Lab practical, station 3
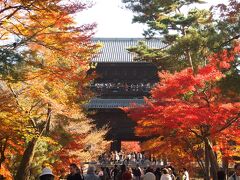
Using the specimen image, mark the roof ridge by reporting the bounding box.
[92,37,163,41]
[91,38,165,63]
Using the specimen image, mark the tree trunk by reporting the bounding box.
[0,154,5,169]
[15,138,38,180]
[222,156,228,179]
[186,50,194,71]
[182,28,194,71]
[194,152,206,178]
[15,105,51,180]
[0,138,8,168]
[205,142,211,180]
[205,138,219,180]
[184,139,206,178]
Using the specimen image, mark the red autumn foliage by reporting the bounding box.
[121,141,141,153]
[126,43,240,167]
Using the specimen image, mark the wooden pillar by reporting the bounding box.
[111,140,121,152]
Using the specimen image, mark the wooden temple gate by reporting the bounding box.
[86,38,164,151]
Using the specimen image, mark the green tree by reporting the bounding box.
[0,49,24,81]
[123,0,240,71]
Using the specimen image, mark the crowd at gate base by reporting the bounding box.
[37,162,240,180]
[37,150,240,180]
[38,163,190,180]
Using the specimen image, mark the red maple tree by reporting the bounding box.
[126,43,240,179]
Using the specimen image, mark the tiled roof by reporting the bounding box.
[85,98,145,109]
[91,38,165,63]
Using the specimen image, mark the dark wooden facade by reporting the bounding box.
[91,63,158,98]
[86,38,163,151]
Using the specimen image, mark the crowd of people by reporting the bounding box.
[38,150,240,180]
[98,151,162,166]
[39,163,189,180]
[39,162,240,180]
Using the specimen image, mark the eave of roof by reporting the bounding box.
[91,37,165,63]
[85,98,145,109]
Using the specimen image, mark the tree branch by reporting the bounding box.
[216,34,240,50]
[7,83,37,128]
[39,104,52,136]
[214,114,240,134]
[183,138,206,173]
[0,5,22,14]
[189,128,204,140]
[0,137,9,167]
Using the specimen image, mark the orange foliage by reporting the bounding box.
[0,0,107,178]
[0,164,12,180]
[0,85,25,173]
[53,120,109,172]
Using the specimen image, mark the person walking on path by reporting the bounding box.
[133,164,142,180]
[116,164,132,180]
[143,167,156,180]
[182,168,189,180]
[228,163,240,180]
[111,165,119,180]
[39,167,54,180]
[84,166,100,180]
[160,168,171,180]
[67,163,83,180]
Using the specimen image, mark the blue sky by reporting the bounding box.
[76,0,229,38]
